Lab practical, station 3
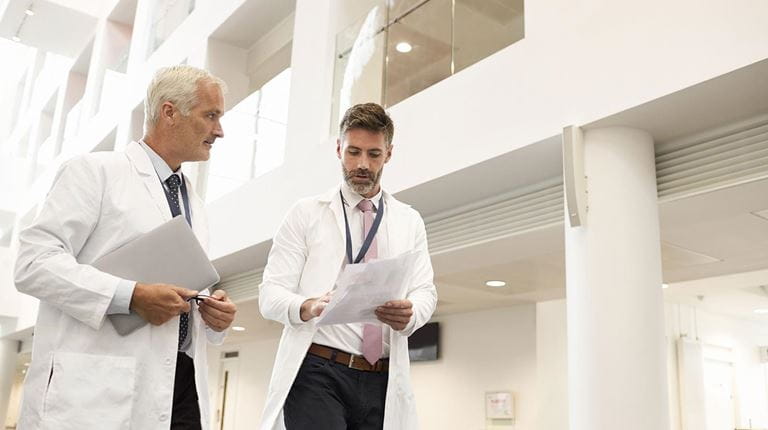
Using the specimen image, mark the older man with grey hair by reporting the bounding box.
[14,65,237,430]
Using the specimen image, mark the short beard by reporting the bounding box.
[342,165,383,196]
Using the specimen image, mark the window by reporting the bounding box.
[331,0,524,131]
[204,68,291,202]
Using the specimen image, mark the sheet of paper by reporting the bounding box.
[316,250,420,326]
[93,216,220,335]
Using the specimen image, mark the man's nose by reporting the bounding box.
[357,155,370,170]
[213,121,224,138]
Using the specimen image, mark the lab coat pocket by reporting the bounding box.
[41,352,136,430]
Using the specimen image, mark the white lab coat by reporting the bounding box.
[258,185,438,430]
[14,141,223,430]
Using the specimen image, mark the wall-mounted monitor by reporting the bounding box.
[408,322,439,362]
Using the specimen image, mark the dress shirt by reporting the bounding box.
[106,141,194,351]
[299,181,391,357]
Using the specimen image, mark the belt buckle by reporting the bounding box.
[348,354,356,368]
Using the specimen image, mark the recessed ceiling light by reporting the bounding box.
[12,36,21,42]
[232,326,246,331]
[485,280,506,288]
[24,362,30,366]
[754,309,768,315]
[25,9,34,16]
[396,42,412,53]
[662,283,669,289]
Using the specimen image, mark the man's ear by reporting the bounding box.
[336,139,342,159]
[161,102,176,125]
[385,145,393,163]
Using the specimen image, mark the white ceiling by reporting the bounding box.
[663,269,768,323]
[0,0,98,58]
[209,0,296,50]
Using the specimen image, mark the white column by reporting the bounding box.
[0,338,18,427]
[284,0,335,162]
[565,127,670,430]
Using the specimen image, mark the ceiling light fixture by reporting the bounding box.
[396,42,412,53]
[232,326,246,331]
[485,280,506,288]
[12,36,21,42]
[662,283,669,289]
[754,309,768,315]
[25,9,34,16]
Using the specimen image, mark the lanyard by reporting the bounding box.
[340,190,384,264]
[160,174,192,226]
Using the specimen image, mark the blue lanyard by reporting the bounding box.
[340,190,384,264]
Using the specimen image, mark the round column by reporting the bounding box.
[565,127,670,430]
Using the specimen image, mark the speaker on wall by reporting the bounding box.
[562,125,587,227]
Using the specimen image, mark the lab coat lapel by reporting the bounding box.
[125,141,172,222]
[322,185,346,245]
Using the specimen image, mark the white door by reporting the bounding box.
[703,358,736,430]
[216,357,240,430]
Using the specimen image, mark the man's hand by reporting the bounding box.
[198,290,237,332]
[375,300,413,331]
[300,291,333,322]
[130,283,196,325]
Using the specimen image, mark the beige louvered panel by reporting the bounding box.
[657,115,768,201]
[217,268,263,303]
[425,180,563,255]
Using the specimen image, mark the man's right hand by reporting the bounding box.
[299,291,333,322]
[130,283,197,325]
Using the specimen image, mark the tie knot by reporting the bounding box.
[357,199,374,213]
[165,174,181,190]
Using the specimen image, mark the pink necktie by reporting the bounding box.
[358,199,383,365]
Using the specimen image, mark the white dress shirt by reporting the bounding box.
[297,182,392,357]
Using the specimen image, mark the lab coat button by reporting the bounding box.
[159,414,168,421]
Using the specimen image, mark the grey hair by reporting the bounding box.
[144,65,227,131]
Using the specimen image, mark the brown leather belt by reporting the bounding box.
[308,343,389,373]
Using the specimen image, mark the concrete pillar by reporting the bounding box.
[284,0,335,163]
[0,338,19,427]
[565,127,670,430]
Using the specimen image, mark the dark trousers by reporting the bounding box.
[284,353,389,430]
[171,352,202,430]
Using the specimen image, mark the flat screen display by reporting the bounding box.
[408,322,439,361]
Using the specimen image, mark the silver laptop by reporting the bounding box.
[93,216,220,336]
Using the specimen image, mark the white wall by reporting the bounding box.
[207,304,539,430]
[206,330,282,430]
[666,304,768,430]
[207,0,768,261]
[535,300,568,430]
[536,299,768,430]
[412,305,537,430]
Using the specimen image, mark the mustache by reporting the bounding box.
[346,169,373,179]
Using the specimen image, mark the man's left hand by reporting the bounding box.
[199,289,237,332]
[375,300,413,331]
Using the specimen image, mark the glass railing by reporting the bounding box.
[331,0,524,132]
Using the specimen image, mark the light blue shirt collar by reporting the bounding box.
[139,140,180,182]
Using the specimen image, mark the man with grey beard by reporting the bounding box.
[258,103,437,429]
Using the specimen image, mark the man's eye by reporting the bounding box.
[369,152,381,158]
